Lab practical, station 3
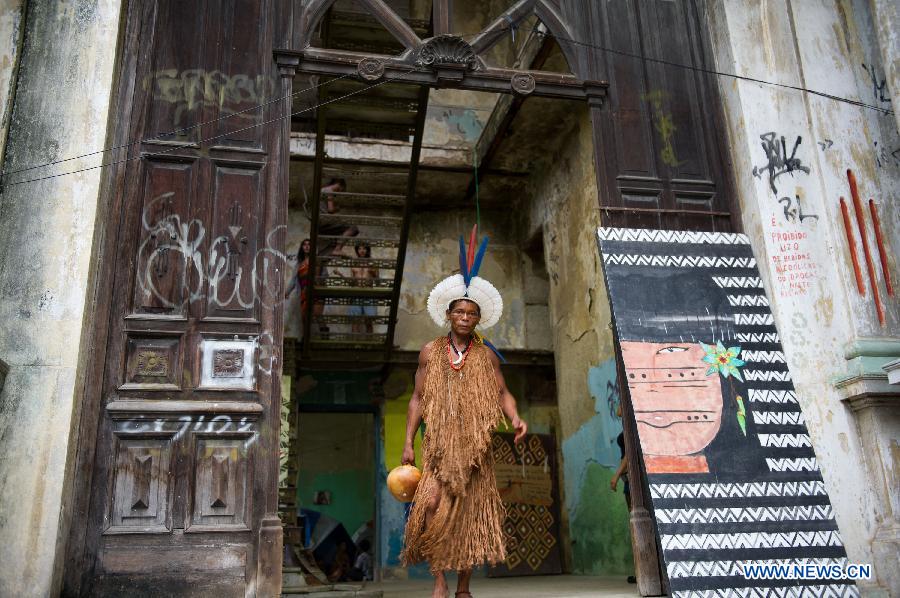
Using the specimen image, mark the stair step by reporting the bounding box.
[314,287,393,301]
[318,213,401,228]
[317,236,400,249]
[310,332,388,342]
[324,94,418,113]
[320,294,392,307]
[325,75,424,100]
[315,276,394,289]
[321,167,410,183]
[320,191,406,208]
[324,118,415,140]
[310,334,389,347]
[317,256,398,269]
[324,104,418,128]
[313,315,390,326]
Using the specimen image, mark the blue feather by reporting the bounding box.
[483,338,507,363]
[469,236,489,279]
[458,236,469,284]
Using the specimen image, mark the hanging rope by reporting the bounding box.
[473,148,481,230]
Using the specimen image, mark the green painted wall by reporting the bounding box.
[297,412,375,537]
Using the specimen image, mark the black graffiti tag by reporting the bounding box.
[779,195,819,224]
[862,63,891,104]
[752,132,811,194]
[873,141,900,168]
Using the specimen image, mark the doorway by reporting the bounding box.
[296,411,376,582]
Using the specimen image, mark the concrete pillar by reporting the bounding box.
[870,0,900,135]
[0,1,122,596]
[705,0,900,594]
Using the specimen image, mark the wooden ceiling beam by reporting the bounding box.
[463,37,556,202]
[275,48,604,101]
[433,0,452,36]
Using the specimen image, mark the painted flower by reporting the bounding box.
[700,341,746,382]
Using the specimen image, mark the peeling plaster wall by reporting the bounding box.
[526,103,633,576]
[0,0,24,167]
[395,208,537,351]
[423,88,496,165]
[419,0,532,167]
[707,1,900,593]
[0,1,122,596]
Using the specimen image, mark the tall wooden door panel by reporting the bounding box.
[67,1,286,595]
[593,0,735,232]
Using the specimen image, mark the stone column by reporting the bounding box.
[870,0,900,134]
[836,339,900,595]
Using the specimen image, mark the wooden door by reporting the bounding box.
[65,1,288,595]
[591,0,737,232]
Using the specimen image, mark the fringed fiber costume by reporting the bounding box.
[401,336,507,572]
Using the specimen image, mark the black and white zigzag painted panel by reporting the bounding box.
[766,458,819,472]
[753,411,805,425]
[713,276,765,288]
[650,481,828,499]
[747,389,798,403]
[736,332,781,344]
[667,557,849,578]
[597,228,752,244]
[597,227,855,597]
[661,531,844,550]
[742,351,787,363]
[734,314,776,326]
[672,586,858,598]
[727,295,771,307]
[604,254,758,268]
[744,370,793,382]
[656,505,834,524]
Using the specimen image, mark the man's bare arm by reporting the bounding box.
[401,342,431,466]
[488,350,528,443]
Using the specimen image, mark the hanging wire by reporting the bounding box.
[498,24,894,117]
[3,66,422,188]
[1,19,892,186]
[473,147,481,229]
[0,72,354,182]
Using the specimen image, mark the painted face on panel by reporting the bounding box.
[620,341,723,472]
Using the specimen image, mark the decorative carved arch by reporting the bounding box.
[467,0,580,78]
[283,0,605,100]
[296,0,423,53]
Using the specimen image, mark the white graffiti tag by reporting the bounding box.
[137,192,286,310]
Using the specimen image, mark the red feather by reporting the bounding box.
[466,224,478,272]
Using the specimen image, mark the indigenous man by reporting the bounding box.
[400,244,527,598]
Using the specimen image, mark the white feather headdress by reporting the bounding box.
[426,227,503,330]
[426,273,503,329]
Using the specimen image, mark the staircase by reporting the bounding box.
[280,3,431,592]
[300,79,429,363]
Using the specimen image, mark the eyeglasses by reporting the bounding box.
[450,309,480,318]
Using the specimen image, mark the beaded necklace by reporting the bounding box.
[447,333,473,371]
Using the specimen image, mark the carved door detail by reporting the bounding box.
[592,0,736,231]
[66,0,288,595]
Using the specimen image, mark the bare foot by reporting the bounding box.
[432,574,449,598]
